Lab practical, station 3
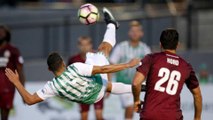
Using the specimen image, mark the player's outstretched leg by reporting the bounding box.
[106,82,132,94]
[106,82,146,94]
[98,7,119,57]
[102,7,119,29]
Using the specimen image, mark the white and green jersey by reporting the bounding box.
[37,52,109,104]
[110,41,151,84]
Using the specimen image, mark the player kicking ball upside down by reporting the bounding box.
[5,8,141,106]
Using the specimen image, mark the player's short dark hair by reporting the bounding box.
[129,20,143,31]
[47,52,63,72]
[160,28,179,50]
[0,25,11,42]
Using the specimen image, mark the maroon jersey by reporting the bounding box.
[137,51,199,120]
[68,54,85,65]
[0,44,23,93]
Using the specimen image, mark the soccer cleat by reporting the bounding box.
[141,84,146,92]
[102,7,119,29]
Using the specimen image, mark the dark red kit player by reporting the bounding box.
[0,25,25,120]
[132,29,202,120]
[68,36,104,120]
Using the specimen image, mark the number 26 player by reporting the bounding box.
[132,29,202,120]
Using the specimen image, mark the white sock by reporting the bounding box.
[111,82,132,94]
[103,23,116,47]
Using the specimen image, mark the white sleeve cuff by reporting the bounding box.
[36,81,56,100]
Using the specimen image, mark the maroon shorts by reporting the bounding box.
[79,98,104,112]
[0,91,15,109]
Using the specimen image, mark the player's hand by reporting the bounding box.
[105,92,110,98]
[5,68,20,84]
[128,58,141,68]
[134,100,143,113]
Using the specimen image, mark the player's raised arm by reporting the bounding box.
[5,68,43,105]
[92,58,140,75]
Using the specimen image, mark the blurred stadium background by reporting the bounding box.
[0,0,213,120]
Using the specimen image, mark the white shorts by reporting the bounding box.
[119,93,134,108]
[85,52,109,103]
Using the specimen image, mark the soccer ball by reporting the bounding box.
[78,3,99,25]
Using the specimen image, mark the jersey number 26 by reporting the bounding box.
[154,67,181,95]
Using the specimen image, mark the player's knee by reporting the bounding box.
[98,42,112,55]
[95,110,103,120]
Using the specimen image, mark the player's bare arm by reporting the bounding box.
[5,68,43,105]
[92,58,140,75]
[190,86,202,120]
[132,71,146,113]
